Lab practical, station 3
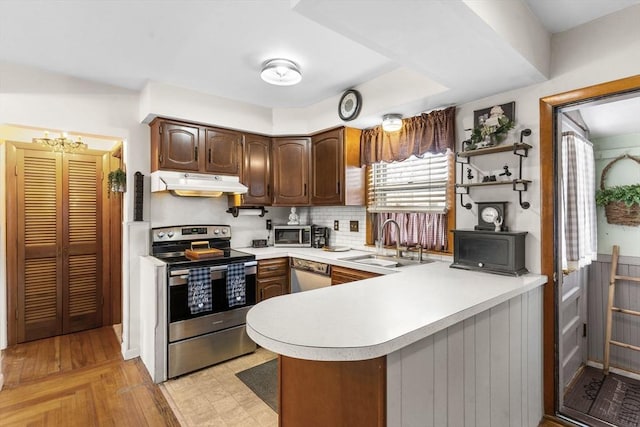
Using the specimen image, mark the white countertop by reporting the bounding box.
[246,259,546,361]
[237,245,450,275]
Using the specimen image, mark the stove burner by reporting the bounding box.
[151,225,255,268]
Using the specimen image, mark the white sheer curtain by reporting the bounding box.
[560,131,597,271]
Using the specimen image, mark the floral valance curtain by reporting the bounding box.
[360,106,455,166]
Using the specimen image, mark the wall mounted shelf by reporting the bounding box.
[455,141,532,210]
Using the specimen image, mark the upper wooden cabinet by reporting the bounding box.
[272,137,310,206]
[239,134,271,206]
[311,127,364,206]
[150,118,243,175]
[203,127,243,175]
[151,120,201,172]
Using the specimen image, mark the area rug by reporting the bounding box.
[236,359,278,412]
[564,365,640,427]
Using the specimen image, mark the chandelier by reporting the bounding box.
[33,131,87,152]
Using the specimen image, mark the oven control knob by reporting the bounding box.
[167,231,175,238]
[478,262,484,268]
[157,232,165,238]
[214,229,220,234]
[221,228,228,235]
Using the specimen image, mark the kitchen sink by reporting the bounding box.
[340,254,434,268]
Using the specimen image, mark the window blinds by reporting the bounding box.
[367,152,451,213]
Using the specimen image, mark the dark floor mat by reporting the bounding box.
[565,366,640,427]
[235,359,278,412]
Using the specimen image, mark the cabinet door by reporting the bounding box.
[204,127,243,175]
[62,153,103,334]
[242,134,271,205]
[159,122,201,171]
[331,266,380,285]
[272,137,310,206]
[16,149,63,341]
[311,128,344,205]
[258,276,288,302]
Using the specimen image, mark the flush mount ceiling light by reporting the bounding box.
[260,58,302,86]
[382,114,403,132]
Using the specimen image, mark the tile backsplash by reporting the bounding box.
[309,206,367,249]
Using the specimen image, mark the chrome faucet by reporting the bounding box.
[380,218,402,258]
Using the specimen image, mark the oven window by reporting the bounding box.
[169,271,256,323]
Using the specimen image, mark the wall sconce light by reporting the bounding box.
[260,58,302,86]
[382,114,403,132]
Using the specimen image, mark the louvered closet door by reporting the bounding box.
[62,153,103,333]
[16,150,64,342]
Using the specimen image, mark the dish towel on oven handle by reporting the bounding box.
[227,262,246,308]
[188,267,212,314]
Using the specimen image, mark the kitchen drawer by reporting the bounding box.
[331,266,380,285]
[258,257,289,279]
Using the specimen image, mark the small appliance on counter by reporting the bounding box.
[251,239,268,248]
[273,224,312,247]
[312,225,331,248]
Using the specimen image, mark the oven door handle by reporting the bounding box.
[170,260,257,278]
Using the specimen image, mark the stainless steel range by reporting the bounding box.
[149,225,257,380]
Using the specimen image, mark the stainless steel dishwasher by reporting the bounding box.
[290,258,331,293]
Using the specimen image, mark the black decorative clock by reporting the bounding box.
[475,201,508,231]
[338,89,362,121]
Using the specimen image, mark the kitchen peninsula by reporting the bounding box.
[247,259,546,427]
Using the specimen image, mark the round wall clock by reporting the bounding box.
[338,89,362,121]
[475,201,508,231]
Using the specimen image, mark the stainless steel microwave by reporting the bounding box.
[273,225,312,247]
[450,229,528,276]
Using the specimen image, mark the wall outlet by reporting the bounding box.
[350,220,359,232]
[334,220,339,231]
[266,219,272,230]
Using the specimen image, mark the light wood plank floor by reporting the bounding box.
[0,326,179,426]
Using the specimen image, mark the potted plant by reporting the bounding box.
[108,168,126,194]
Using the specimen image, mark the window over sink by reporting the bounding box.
[366,151,454,252]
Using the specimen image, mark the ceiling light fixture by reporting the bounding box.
[33,131,87,152]
[382,114,403,132]
[260,58,302,86]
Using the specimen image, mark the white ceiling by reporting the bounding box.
[1,0,639,135]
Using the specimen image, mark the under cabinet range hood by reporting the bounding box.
[151,170,247,197]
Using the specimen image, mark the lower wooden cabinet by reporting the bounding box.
[257,257,289,302]
[279,355,386,427]
[331,265,381,285]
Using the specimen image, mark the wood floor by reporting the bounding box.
[0,326,179,426]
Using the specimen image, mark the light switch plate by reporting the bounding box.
[350,221,359,232]
[334,220,339,231]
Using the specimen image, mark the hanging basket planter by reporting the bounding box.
[596,154,640,226]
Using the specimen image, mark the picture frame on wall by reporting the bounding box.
[474,101,515,127]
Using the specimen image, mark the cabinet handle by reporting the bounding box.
[195,145,198,161]
[304,183,307,196]
[159,153,163,164]
[337,181,340,194]
[260,288,264,300]
[208,148,212,163]
[267,184,270,197]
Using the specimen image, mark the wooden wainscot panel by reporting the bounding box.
[279,355,386,427]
